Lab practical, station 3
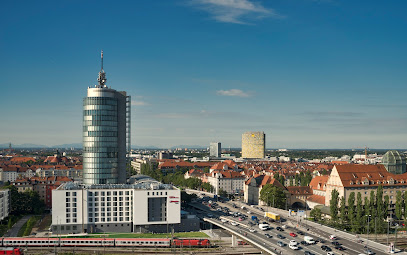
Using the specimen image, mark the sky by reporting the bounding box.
[1,0,406,149]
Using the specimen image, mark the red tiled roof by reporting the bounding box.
[309,176,329,191]
[287,186,313,195]
[307,194,325,204]
[10,157,36,163]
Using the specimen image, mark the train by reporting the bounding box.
[0,237,210,248]
[0,247,24,255]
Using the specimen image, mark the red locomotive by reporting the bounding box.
[0,247,24,255]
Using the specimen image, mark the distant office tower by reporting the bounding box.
[83,51,131,184]
[210,142,221,157]
[241,131,265,159]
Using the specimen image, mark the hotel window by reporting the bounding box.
[73,192,76,196]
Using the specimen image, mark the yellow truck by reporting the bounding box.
[264,212,280,221]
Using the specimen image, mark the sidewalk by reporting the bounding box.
[4,215,32,237]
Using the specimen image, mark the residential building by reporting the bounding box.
[306,175,328,209]
[210,142,221,158]
[244,174,286,205]
[51,176,181,234]
[241,131,265,159]
[83,51,131,185]
[206,170,245,195]
[325,164,407,217]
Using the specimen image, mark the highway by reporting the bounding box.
[186,189,400,255]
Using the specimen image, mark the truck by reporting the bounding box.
[304,236,315,244]
[264,212,280,221]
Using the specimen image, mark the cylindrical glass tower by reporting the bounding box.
[83,55,130,185]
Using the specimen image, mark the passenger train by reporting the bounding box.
[0,237,211,248]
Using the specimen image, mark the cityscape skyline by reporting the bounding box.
[1,1,406,149]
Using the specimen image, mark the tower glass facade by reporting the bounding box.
[83,54,130,184]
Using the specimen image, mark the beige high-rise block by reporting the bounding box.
[242,131,265,158]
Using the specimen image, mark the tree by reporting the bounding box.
[218,188,228,197]
[405,192,407,220]
[259,184,287,209]
[364,196,370,233]
[376,185,385,233]
[395,191,403,220]
[329,189,339,222]
[355,192,364,233]
[289,176,294,186]
[340,196,347,224]
[348,192,356,231]
[369,190,376,231]
[202,183,214,193]
[310,208,322,222]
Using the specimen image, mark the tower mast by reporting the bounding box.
[97,50,107,87]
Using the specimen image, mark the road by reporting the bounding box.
[4,215,32,237]
[186,190,400,255]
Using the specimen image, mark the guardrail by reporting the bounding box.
[204,217,279,255]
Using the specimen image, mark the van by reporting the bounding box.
[259,223,270,231]
[304,236,315,244]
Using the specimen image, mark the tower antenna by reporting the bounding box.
[97,50,107,87]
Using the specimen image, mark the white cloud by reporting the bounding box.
[216,89,252,97]
[131,100,148,106]
[189,0,276,24]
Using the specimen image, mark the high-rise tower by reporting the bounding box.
[241,131,265,159]
[83,51,131,184]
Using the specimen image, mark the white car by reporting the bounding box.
[247,211,252,214]
[327,252,335,255]
[221,218,228,223]
[249,228,256,233]
[289,240,298,246]
[289,244,299,250]
[231,221,238,226]
[282,225,289,229]
[329,235,337,240]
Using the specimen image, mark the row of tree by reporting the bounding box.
[6,185,45,215]
[259,184,287,209]
[320,185,407,234]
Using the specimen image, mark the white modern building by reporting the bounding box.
[51,176,181,234]
[0,190,9,221]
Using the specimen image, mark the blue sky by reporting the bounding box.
[1,0,406,149]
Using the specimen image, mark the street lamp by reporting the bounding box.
[366,215,371,252]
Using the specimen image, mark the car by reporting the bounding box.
[249,228,256,233]
[238,241,248,245]
[265,233,272,238]
[247,211,252,214]
[331,241,340,246]
[318,239,325,243]
[231,221,238,226]
[207,214,214,218]
[334,246,344,251]
[259,207,264,211]
[276,227,284,231]
[289,244,299,250]
[290,232,298,237]
[277,234,285,239]
[277,241,284,247]
[297,231,305,235]
[304,251,312,255]
[301,241,308,246]
[239,217,244,221]
[282,225,288,229]
[221,218,228,223]
[329,235,337,240]
[321,246,332,251]
[327,252,335,255]
[289,240,298,246]
[365,250,375,255]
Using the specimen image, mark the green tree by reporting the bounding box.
[218,188,228,197]
[364,196,370,233]
[340,196,347,224]
[202,183,214,193]
[310,208,322,222]
[347,192,356,231]
[376,185,385,233]
[289,176,293,186]
[355,192,364,233]
[395,191,403,220]
[404,192,407,220]
[330,189,340,222]
[259,184,287,209]
[369,190,376,231]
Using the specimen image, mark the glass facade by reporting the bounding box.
[83,96,119,184]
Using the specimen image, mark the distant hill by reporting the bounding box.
[0,143,48,148]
